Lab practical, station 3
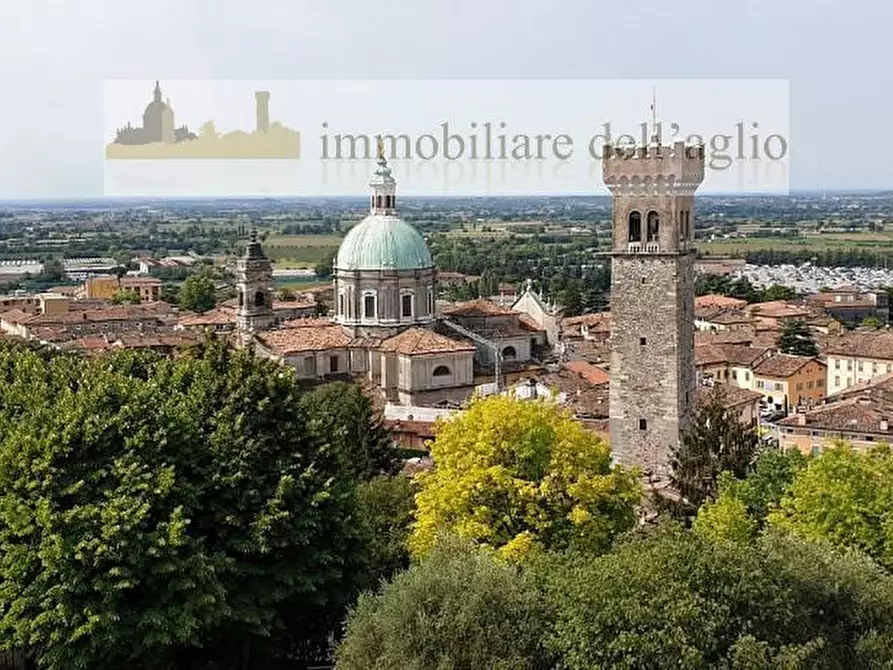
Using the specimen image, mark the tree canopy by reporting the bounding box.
[178,272,217,313]
[670,388,760,514]
[409,395,641,560]
[0,339,371,669]
[776,319,819,357]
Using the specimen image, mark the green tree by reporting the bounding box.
[279,287,297,302]
[314,250,336,279]
[178,273,217,313]
[353,475,417,586]
[769,444,893,569]
[0,339,366,669]
[335,539,554,670]
[40,257,64,282]
[300,381,400,480]
[862,315,883,329]
[409,395,641,560]
[545,526,893,669]
[110,287,141,304]
[776,320,819,356]
[670,388,760,514]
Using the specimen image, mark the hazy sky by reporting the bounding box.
[0,0,886,198]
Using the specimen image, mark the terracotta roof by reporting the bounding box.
[721,345,771,366]
[695,329,755,346]
[710,309,753,325]
[380,327,475,355]
[753,353,822,379]
[281,317,335,329]
[563,360,609,385]
[442,299,517,318]
[178,309,235,327]
[695,344,729,367]
[777,398,893,436]
[0,309,35,324]
[695,294,748,309]
[697,384,763,409]
[824,332,893,361]
[745,301,811,319]
[272,299,316,311]
[518,313,544,332]
[258,324,353,355]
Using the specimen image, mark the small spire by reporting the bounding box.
[153,80,162,102]
[649,85,660,146]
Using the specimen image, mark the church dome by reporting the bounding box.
[335,214,433,271]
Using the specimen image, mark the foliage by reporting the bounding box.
[769,444,893,569]
[409,395,641,559]
[335,538,554,670]
[278,287,296,301]
[110,287,141,304]
[0,339,366,669]
[299,381,400,480]
[313,250,336,279]
[670,388,760,514]
[692,487,758,544]
[352,476,417,587]
[178,272,217,313]
[545,525,893,669]
[776,320,819,357]
[694,275,797,303]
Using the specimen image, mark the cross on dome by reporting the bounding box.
[369,135,396,215]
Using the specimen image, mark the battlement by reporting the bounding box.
[603,140,705,191]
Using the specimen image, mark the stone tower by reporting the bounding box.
[236,228,274,340]
[602,134,705,478]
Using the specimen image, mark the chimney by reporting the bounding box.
[255,91,270,133]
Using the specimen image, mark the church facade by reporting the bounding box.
[245,150,545,407]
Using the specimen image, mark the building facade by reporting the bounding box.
[603,136,705,477]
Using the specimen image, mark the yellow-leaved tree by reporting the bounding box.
[409,395,641,560]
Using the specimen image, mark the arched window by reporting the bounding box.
[646,211,660,242]
[628,211,642,242]
[401,292,414,318]
[684,210,690,238]
[254,290,265,307]
[433,365,451,377]
[502,345,517,361]
[338,293,345,316]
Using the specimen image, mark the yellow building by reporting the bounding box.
[753,354,826,412]
[84,275,120,300]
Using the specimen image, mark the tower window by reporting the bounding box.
[628,211,642,242]
[646,211,660,242]
[364,294,376,319]
[338,293,345,316]
[640,337,646,346]
[254,290,265,307]
[639,419,647,430]
[502,345,517,361]
[401,293,413,318]
[433,365,451,377]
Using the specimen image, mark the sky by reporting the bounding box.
[0,0,887,198]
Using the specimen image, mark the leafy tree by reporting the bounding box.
[670,388,760,514]
[545,525,893,669]
[178,272,217,313]
[300,381,400,480]
[335,539,554,670]
[862,315,883,329]
[279,287,297,301]
[0,339,366,669]
[314,250,336,279]
[353,475,417,586]
[160,282,179,305]
[776,320,819,356]
[769,443,893,569]
[692,487,758,544]
[409,395,641,560]
[110,287,141,304]
[40,257,64,282]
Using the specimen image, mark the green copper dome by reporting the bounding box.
[335,214,433,271]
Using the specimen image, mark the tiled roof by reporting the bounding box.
[697,384,763,409]
[709,309,753,325]
[695,294,748,309]
[518,313,544,332]
[563,360,609,385]
[380,327,475,355]
[258,324,353,355]
[119,276,162,287]
[722,345,771,366]
[824,332,893,361]
[753,353,821,378]
[695,344,729,367]
[695,329,755,346]
[442,299,517,317]
[777,398,892,436]
[178,309,235,327]
[745,300,811,319]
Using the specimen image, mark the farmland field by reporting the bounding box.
[263,234,343,266]
[699,232,893,256]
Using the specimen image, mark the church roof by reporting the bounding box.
[379,327,475,356]
[257,324,352,355]
[442,299,517,318]
[335,214,433,271]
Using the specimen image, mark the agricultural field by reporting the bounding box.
[699,231,893,256]
[263,234,343,267]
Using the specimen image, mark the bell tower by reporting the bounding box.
[236,227,274,341]
[602,128,705,479]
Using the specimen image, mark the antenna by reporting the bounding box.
[651,85,657,130]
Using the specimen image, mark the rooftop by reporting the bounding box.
[379,327,475,356]
[753,353,822,378]
[442,299,518,318]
